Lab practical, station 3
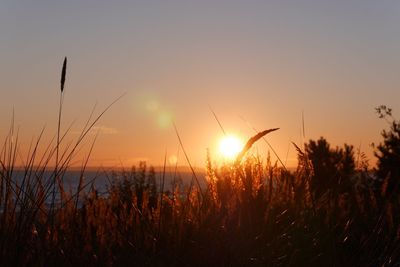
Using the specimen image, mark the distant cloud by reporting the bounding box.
[71,125,118,135]
[91,126,118,135]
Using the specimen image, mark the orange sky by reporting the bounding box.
[1,1,399,169]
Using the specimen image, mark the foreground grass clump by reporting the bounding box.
[1,59,399,266]
[1,137,400,266]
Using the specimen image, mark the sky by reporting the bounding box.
[0,1,399,169]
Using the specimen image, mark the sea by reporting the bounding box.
[9,168,207,204]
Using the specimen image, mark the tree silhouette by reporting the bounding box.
[374,106,400,197]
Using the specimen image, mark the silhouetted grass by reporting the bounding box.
[0,60,399,266]
[1,134,399,266]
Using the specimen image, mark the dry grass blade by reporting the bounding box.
[235,128,279,164]
[172,122,204,200]
[239,116,287,170]
[292,141,305,157]
[208,105,226,136]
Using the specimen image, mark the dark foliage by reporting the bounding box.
[375,106,400,198]
[305,137,355,198]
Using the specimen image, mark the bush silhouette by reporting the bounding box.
[305,137,355,198]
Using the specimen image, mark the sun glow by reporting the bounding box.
[218,135,244,160]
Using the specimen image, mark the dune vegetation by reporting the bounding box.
[1,61,400,266]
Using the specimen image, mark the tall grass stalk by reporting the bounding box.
[51,57,67,222]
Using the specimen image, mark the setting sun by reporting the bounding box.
[218,135,244,160]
